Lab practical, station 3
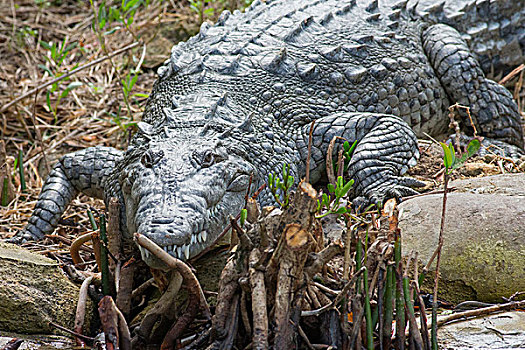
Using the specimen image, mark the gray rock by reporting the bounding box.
[399,174,525,303]
[0,242,93,334]
[439,311,525,349]
[0,333,74,349]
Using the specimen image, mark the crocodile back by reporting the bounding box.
[143,0,450,139]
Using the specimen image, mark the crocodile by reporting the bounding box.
[12,0,525,268]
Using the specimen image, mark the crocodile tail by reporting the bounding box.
[418,0,525,80]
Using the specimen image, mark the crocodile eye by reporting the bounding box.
[141,153,153,168]
[141,150,163,168]
[200,151,225,168]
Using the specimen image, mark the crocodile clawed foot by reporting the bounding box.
[5,231,34,245]
[352,176,425,211]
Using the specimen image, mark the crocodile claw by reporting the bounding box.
[352,176,425,210]
[5,231,33,245]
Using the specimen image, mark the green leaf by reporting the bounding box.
[240,208,247,226]
[204,7,215,16]
[65,42,78,53]
[337,176,343,189]
[440,142,452,169]
[286,176,294,188]
[341,179,354,197]
[448,143,456,167]
[98,6,107,30]
[466,139,481,158]
[336,207,347,214]
[59,81,83,98]
[347,140,358,157]
[122,0,139,11]
[39,40,52,50]
[38,64,53,76]
[104,27,119,35]
[322,193,328,206]
[327,183,335,194]
[343,141,350,152]
[50,81,59,93]
[45,90,51,111]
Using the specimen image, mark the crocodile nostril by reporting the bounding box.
[151,218,174,224]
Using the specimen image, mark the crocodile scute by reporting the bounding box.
[12,0,525,268]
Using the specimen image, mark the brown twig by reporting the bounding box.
[302,266,366,317]
[134,233,211,319]
[70,233,93,266]
[49,321,95,343]
[498,63,525,85]
[74,275,93,347]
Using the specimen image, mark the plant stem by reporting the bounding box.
[2,178,8,206]
[87,209,98,230]
[99,214,111,296]
[18,149,26,193]
[363,267,374,350]
[431,171,449,349]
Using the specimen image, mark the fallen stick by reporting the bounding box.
[434,300,525,328]
[70,233,93,266]
[74,275,94,347]
[49,321,95,343]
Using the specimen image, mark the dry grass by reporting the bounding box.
[0,0,524,262]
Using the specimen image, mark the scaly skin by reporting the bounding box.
[12,0,525,268]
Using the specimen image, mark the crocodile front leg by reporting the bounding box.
[297,113,423,207]
[11,146,123,243]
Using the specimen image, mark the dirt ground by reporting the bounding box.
[0,0,524,266]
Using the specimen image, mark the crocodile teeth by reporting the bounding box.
[177,246,183,259]
[184,244,190,260]
[163,246,168,252]
[202,231,208,242]
[197,232,203,243]
[191,234,196,245]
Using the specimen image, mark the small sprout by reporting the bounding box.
[240,208,247,227]
[268,163,295,209]
[316,175,354,219]
[440,139,480,173]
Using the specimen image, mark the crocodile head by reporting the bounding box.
[121,123,256,268]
